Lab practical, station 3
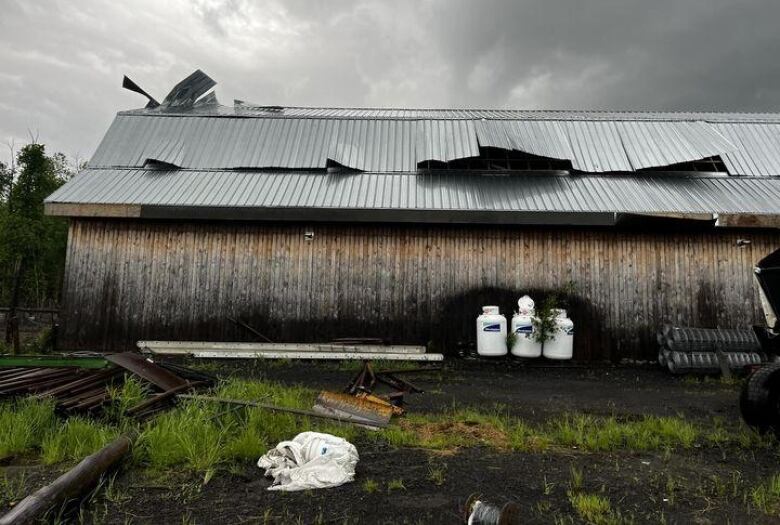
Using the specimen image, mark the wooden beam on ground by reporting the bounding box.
[0,435,131,525]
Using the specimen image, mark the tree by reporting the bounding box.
[0,143,70,352]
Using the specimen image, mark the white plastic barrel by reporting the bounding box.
[510,313,542,358]
[477,306,507,356]
[543,314,574,360]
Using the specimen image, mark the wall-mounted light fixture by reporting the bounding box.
[304,230,314,241]
[736,238,752,247]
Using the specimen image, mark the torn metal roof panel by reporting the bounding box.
[614,121,733,170]
[561,120,633,172]
[714,123,780,177]
[89,110,772,175]
[160,69,216,108]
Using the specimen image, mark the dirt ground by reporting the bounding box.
[3,361,778,524]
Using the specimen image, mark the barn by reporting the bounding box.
[45,71,780,361]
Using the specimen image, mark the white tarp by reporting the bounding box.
[257,432,359,491]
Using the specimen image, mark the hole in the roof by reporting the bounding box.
[143,159,180,170]
[639,156,729,174]
[417,147,572,172]
[326,158,362,173]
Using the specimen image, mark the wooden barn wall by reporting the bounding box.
[60,219,780,360]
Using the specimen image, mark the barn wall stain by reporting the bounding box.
[59,220,780,360]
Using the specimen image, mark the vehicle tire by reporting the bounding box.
[740,363,780,432]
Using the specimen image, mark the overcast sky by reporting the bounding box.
[2,0,780,167]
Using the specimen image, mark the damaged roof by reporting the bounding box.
[89,105,780,176]
[46,70,780,223]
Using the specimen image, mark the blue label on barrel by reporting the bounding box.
[482,322,501,332]
[515,325,533,334]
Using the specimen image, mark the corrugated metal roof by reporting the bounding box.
[90,112,766,175]
[713,123,780,177]
[47,168,780,216]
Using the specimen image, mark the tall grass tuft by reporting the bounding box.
[106,375,149,423]
[138,401,228,472]
[41,417,118,464]
[568,492,617,525]
[751,473,780,516]
[0,399,57,459]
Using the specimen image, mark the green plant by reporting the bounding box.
[532,294,559,344]
[568,492,615,525]
[103,473,130,505]
[0,471,27,508]
[427,460,446,486]
[751,473,780,516]
[362,479,379,494]
[549,413,696,452]
[22,326,55,354]
[569,465,584,491]
[387,478,406,491]
[542,475,555,495]
[106,376,149,424]
[41,417,118,464]
[0,398,56,459]
[137,401,228,472]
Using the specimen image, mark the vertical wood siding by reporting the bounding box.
[60,220,780,360]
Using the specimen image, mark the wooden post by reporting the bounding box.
[0,435,131,525]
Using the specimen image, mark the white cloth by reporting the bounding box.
[257,432,359,491]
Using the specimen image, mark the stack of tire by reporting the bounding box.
[741,363,780,437]
[657,325,764,375]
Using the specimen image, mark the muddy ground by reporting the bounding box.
[4,361,779,524]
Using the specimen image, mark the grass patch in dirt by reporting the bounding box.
[0,471,28,509]
[0,376,774,479]
[378,408,730,454]
[135,378,360,474]
[41,417,118,465]
[549,413,696,451]
[361,478,379,494]
[0,398,56,459]
[750,473,780,517]
[568,492,622,525]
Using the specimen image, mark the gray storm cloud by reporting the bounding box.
[1,0,779,165]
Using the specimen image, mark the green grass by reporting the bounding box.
[137,401,229,472]
[377,408,707,453]
[387,478,406,491]
[751,473,780,516]
[0,376,774,479]
[41,417,118,464]
[427,459,446,486]
[0,398,57,459]
[106,375,149,421]
[362,478,379,493]
[549,414,696,451]
[0,471,28,508]
[135,378,360,473]
[568,492,618,525]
